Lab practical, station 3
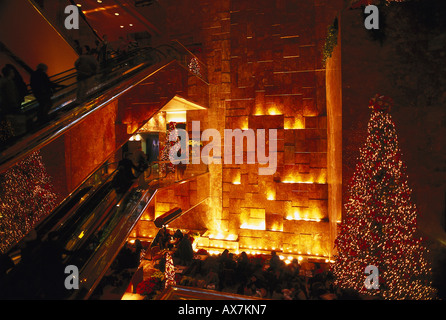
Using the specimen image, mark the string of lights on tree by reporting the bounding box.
[0,151,57,254]
[159,122,179,176]
[331,94,436,300]
[164,252,177,289]
[188,57,202,78]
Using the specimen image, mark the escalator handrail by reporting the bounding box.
[70,182,152,299]
[20,46,159,113]
[52,171,118,241]
[4,169,119,257]
[63,163,158,254]
[6,40,203,119]
[0,56,173,174]
[61,184,118,255]
[67,167,209,299]
[66,180,141,276]
[20,41,203,110]
[31,160,119,239]
[74,170,210,299]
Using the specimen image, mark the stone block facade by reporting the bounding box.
[162,0,343,260]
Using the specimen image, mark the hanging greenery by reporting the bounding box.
[322,18,339,66]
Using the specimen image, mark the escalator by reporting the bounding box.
[0,0,211,301]
[0,161,148,298]
[68,183,152,299]
[1,153,208,299]
[0,39,209,299]
[0,40,208,174]
[0,157,122,299]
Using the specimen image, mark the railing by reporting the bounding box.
[0,40,208,174]
[18,40,207,117]
[1,149,209,299]
[19,46,160,116]
[70,167,210,299]
[4,40,207,129]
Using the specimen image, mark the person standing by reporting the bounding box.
[98,35,109,68]
[2,64,27,108]
[0,66,22,115]
[75,46,98,101]
[30,63,61,124]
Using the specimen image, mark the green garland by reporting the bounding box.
[322,18,339,66]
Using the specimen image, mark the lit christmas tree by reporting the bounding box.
[332,94,437,300]
[0,151,57,253]
[159,122,179,177]
[164,252,176,288]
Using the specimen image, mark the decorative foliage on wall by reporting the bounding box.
[322,18,339,66]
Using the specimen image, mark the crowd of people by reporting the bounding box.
[0,60,69,144]
[0,60,68,145]
[150,233,370,300]
[172,250,337,300]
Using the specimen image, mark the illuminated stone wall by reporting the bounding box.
[164,0,343,259]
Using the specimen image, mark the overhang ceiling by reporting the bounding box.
[74,0,160,41]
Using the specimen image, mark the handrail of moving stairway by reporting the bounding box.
[0,41,202,167]
[5,166,119,262]
[19,40,185,113]
[67,177,148,299]
[20,46,159,114]
[72,170,210,300]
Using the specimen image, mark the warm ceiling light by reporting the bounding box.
[129,24,133,26]
[115,12,120,16]
[76,3,82,7]
[120,25,124,28]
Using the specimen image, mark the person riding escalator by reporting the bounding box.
[30,63,66,125]
[112,152,138,195]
